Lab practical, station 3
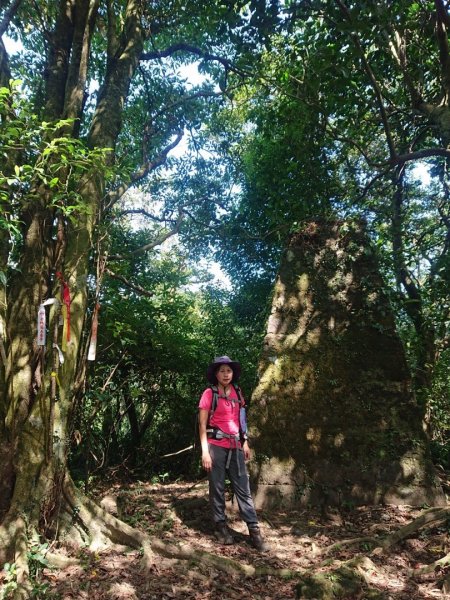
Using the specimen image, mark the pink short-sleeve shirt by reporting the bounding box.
[198,386,245,448]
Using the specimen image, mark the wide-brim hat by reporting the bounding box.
[206,355,241,384]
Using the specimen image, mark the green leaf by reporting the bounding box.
[6,127,20,137]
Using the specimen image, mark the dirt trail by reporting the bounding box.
[6,480,449,599]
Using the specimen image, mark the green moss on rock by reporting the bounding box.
[250,220,444,508]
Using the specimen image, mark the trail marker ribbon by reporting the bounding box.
[37,304,46,346]
[88,303,100,361]
[37,298,57,346]
[56,271,71,345]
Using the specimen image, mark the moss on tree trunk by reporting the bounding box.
[0,2,147,594]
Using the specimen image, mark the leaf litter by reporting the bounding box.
[15,479,450,599]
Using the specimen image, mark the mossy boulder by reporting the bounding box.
[296,558,387,599]
[250,220,444,508]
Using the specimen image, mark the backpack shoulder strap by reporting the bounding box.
[210,384,243,412]
[232,383,245,407]
[210,385,219,413]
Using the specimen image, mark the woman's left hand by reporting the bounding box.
[243,440,251,461]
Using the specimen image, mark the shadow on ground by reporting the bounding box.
[12,479,448,600]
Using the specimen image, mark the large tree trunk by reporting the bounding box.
[0,1,147,592]
[249,220,445,510]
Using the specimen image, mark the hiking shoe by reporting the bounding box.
[214,522,234,545]
[249,527,269,552]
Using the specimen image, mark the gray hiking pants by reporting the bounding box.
[207,443,259,528]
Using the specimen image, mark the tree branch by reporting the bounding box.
[0,0,22,36]
[435,0,450,100]
[43,0,77,120]
[140,43,251,78]
[335,0,397,159]
[329,121,450,167]
[108,210,184,260]
[105,131,183,209]
[130,129,183,183]
[385,147,450,165]
[385,24,426,110]
[114,209,169,222]
[153,87,236,124]
[353,169,391,205]
[64,0,100,130]
[106,0,119,60]
[104,268,154,297]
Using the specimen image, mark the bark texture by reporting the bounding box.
[0,2,147,586]
[249,220,445,509]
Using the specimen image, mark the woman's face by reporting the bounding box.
[215,365,234,387]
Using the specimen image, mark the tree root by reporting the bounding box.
[51,501,450,599]
[44,552,80,569]
[2,489,449,600]
[383,506,450,581]
[150,538,303,578]
[62,475,305,578]
[62,474,154,568]
[0,513,20,566]
[314,535,377,557]
[296,555,383,600]
[2,475,304,592]
[296,507,450,599]
[13,515,31,600]
[375,507,449,552]
[0,476,155,598]
[315,507,450,561]
[0,512,34,600]
[408,549,450,579]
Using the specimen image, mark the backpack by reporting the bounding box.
[206,383,248,442]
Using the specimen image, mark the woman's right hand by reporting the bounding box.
[202,450,212,472]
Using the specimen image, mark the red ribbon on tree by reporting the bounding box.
[56,271,71,342]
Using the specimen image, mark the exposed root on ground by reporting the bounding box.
[66,477,305,578]
[0,513,34,599]
[44,552,79,569]
[0,475,154,599]
[296,506,450,598]
[150,538,302,578]
[314,535,377,557]
[1,474,303,599]
[386,508,450,581]
[61,474,154,568]
[2,492,449,600]
[408,549,450,578]
[376,506,449,551]
[41,502,450,587]
[296,555,383,600]
[313,507,450,562]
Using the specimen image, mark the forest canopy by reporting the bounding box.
[0,0,449,478]
[1,0,450,596]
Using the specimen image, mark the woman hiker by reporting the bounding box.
[198,356,268,551]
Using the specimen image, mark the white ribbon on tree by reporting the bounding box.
[37,298,58,346]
